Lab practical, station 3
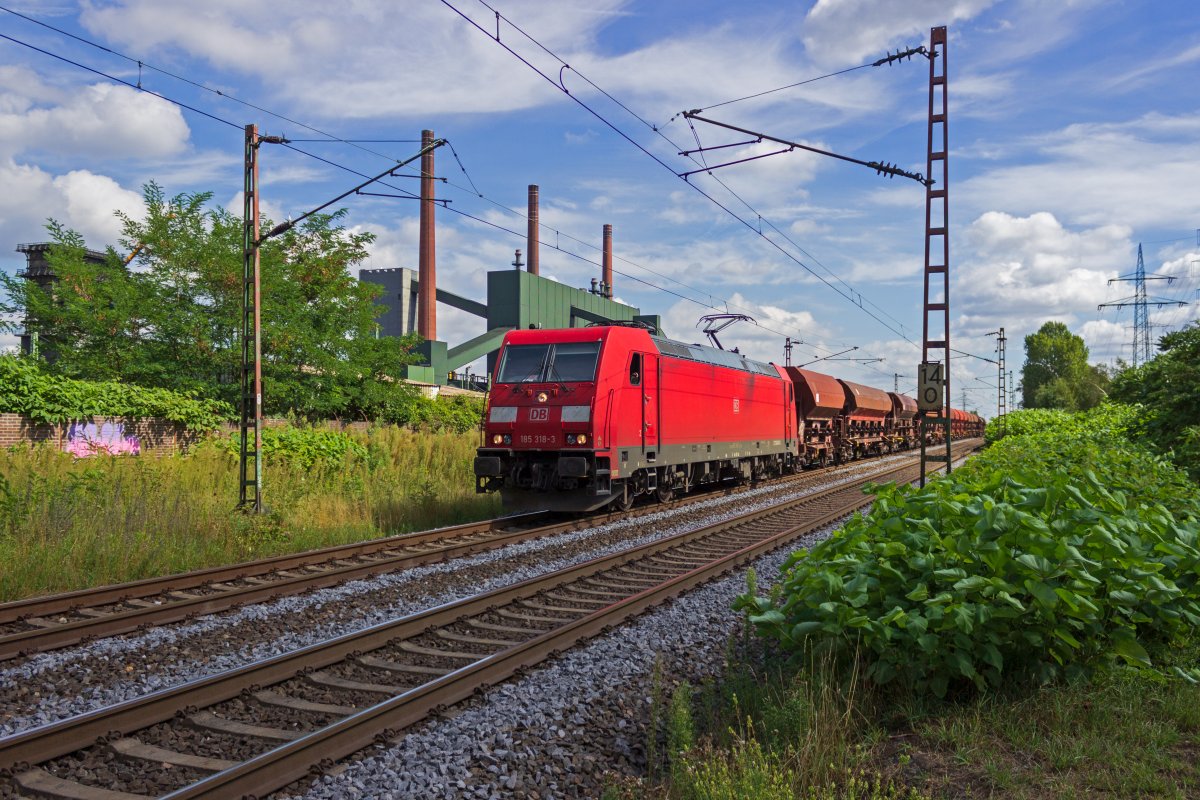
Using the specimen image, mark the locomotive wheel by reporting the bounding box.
[656,483,675,503]
[615,484,635,512]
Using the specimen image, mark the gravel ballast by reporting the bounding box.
[0,453,930,742]
[272,518,844,800]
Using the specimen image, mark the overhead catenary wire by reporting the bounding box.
[5,5,983,374]
[0,6,846,358]
[0,26,841,360]
[440,0,936,361]
[443,0,1003,370]
[0,5,427,169]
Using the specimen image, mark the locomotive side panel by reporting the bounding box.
[477,325,797,512]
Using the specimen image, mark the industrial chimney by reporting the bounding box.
[527,185,540,275]
[418,129,437,340]
[602,224,613,299]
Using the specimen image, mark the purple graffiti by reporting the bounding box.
[65,421,141,457]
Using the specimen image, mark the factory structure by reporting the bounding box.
[358,139,659,389]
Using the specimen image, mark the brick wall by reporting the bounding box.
[0,414,382,458]
[0,413,204,456]
[218,419,374,435]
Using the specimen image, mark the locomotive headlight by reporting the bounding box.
[536,391,548,403]
[492,434,503,445]
[566,434,576,444]
[576,434,587,444]
[503,434,512,445]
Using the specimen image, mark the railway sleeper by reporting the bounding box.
[435,629,525,648]
[542,591,608,607]
[493,607,568,625]
[462,618,535,636]
[109,736,238,773]
[15,766,149,800]
[186,710,303,742]
[396,640,487,661]
[354,655,451,678]
[518,599,592,616]
[306,670,406,696]
[251,690,358,716]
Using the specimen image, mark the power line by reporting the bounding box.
[0,31,242,132]
[2,6,842,357]
[7,5,980,369]
[441,0,933,354]
[0,5,422,168]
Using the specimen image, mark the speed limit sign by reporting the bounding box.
[918,362,944,411]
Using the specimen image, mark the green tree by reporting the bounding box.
[1021,321,1108,411]
[1110,321,1200,479]
[1,182,421,419]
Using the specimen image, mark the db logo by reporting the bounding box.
[529,407,550,422]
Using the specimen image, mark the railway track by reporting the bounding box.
[0,441,977,800]
[0,445,973,662]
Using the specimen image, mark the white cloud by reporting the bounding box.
[958,112,1200,229]
[53,170,145,242]
[802,0,997,67]
[79,0,891,128]
[0,160,143,254]
[946,210,1156,371]
[1102,40,1200,92]
[0,81,189,160]
[81,0,629,118]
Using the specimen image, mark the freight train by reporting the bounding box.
[473,324,983,513]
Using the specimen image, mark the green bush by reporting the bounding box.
[737,413,1200,696]
[984,402,1145,445]
[0,355,233,431]
[384,392,483,433]
[213,425,369,471]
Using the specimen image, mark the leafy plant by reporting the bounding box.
[0,355,232,430]
[1110,321,1200,479]
[737,413,1200,696]
[212,425,368,471]
[0,183,424,421]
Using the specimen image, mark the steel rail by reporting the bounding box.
[0,513,545,624]
[0,446,964,661]
[0,441,977,789]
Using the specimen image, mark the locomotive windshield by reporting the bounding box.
[497,341,601,383]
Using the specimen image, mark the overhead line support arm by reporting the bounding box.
[681,112,932,186]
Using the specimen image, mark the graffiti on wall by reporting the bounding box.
[64,421,141,457]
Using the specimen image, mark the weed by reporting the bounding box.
[0,426,499,601]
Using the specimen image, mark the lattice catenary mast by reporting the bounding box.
[986,327,1006,436]
[919,26,951,486]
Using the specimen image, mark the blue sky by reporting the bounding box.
[1,0,1197,414]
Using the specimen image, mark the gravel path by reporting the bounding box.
[0,456,906,738]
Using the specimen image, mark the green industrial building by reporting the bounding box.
[359,266,660,387]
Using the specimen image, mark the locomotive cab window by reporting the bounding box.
[550,342,601,382]
[497,344,550,383]
[496,341,601,384]
[629,353,642,385]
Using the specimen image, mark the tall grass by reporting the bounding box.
[634,645,929,800]
[0,426,499,602]
[639,639,1200,799]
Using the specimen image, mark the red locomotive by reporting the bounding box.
[474,324,982,513]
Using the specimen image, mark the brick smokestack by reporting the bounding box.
[418,129,437,340]
[602,224,613,299]
[526,185,539,275]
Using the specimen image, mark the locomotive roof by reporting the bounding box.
[648,334,781,377]
[500,326,782,378]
